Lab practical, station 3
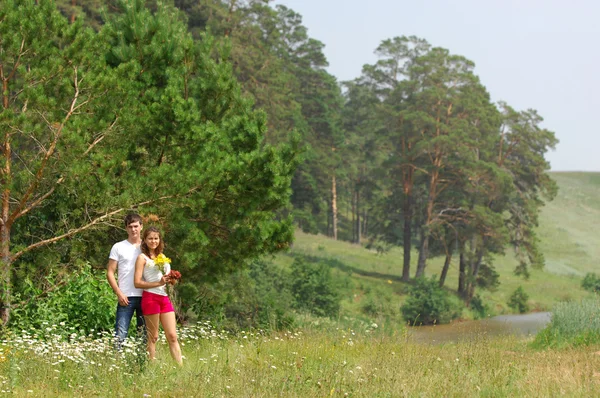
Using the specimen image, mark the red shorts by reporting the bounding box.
[141,291,174,315]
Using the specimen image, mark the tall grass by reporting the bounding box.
[533,297,600,348]
[2,321,600,397]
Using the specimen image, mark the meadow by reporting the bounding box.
[2,172,600,397]
[2,320,600,397]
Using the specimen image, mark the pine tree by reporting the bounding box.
[0,0,122,324]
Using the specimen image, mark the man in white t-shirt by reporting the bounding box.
[107,213,145,344]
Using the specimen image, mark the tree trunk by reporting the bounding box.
[439,242,454,288]
[70,0,77,23]
[355,189,361,244]
[402,193,412,282]
[415,229,429,278]
[1,78,11,325]
[467,243,486,302]
[351,190,356,242]
[416,171,438,278]
[458,245,467,297]
[331,175,337,240]
[0,226,10,326]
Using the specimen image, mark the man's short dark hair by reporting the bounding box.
[124,213,143,227]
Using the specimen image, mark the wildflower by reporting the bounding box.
[153,253,172,273]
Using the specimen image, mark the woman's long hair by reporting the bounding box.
[141,226,165,258]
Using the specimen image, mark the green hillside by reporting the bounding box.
[273,172,599,318]
[537,172,600,275]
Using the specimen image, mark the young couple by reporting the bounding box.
[106,213,182,365]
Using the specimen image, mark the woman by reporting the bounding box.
[134,227,182,365]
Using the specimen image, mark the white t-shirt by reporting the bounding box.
[109,240,143,297]
[140,254,170,297]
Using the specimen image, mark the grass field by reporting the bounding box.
[3,324,600,397]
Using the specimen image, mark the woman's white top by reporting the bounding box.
[141,254,170,296]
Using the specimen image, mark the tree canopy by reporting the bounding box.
[0,0,558,326]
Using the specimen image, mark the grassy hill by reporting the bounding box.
[272,172,600,319]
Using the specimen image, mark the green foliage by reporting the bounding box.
[476,263,500,291]
[1,0,298,325]
[533,298,600,348]
[290,258,341,318]
[401,277,460,325]
[361,287,399,319]
[102,0,299,281]
[469,294,491,320]
[0,0,562,329]
[184,260,295,332]
[581,273,600,293]
[10,264,114,334]
[507,286,530,314]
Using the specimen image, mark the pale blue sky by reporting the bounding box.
[273,0,600,171]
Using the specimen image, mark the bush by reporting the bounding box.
[581,273,600,293]
[507,286,530,314]
[290,258,341,318]
[186,260,296,332]
[533,298,600,348]
[401,277,460,325]
[361,288,398,319]
[469,294,491,320]
[10,263,115,334]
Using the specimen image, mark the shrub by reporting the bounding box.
[10,263,115,334]
[469,294,491,320]
[290,258,341,318]
[507,286,530,314]
[361,288,398,319]
[533,298,600,348]
[187,260,296,332]
[401,277,460,325]
[581,273,600,293]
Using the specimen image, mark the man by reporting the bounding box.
[107,213,145,344]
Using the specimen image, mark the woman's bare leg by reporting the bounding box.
[160,311,182,364]
[144,314,160,360]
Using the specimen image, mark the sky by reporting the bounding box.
[272,0,600,171]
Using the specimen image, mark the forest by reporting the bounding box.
[0,0,557,331]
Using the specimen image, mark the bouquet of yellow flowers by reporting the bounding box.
[152,253,182,281]
[153,253,171,273]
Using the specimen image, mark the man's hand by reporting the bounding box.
[117,293,129,307]
[107,259,127,306]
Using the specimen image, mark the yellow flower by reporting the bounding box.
[151,253,171,273]
[155,253,171,266]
